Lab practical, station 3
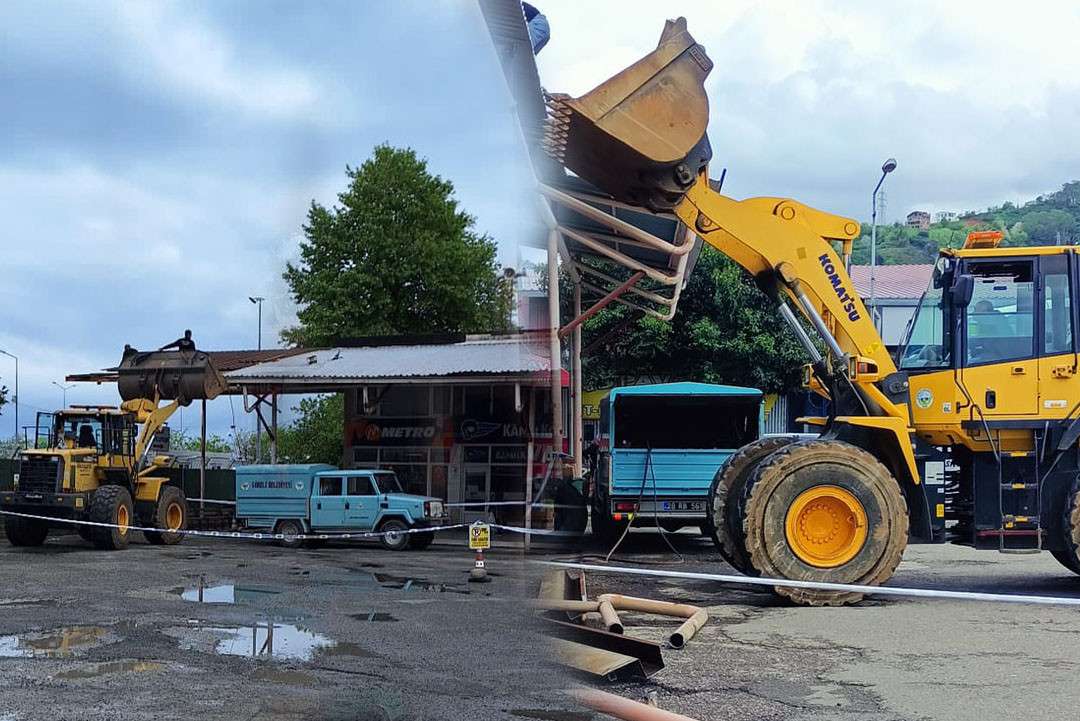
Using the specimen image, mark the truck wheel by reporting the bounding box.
[706,436,802,574]
[739,440,908,606]
[89,485,134,551]
[378,519,411,551]
[4,515,49,547]
[408,531,435,550]
[275,520,305,549]
[1053,479,1080,575]
[144,487,188,546]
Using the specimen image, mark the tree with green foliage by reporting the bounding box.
[578,247,811,393]
[1021,209,1077,245]
[282,145,512,346]
[274,394,343,465]
[170,430,235,454]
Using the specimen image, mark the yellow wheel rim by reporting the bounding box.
[117,504,130,537]
[166,503,183,531]
[784,485,867,568]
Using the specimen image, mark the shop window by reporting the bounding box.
[380,386,430,417]
[491,465,525,503]
[492,385,517,418]
[381,448,429,463]
[432,385,453,415]
[384,464,427,496]
[464,446,489,463]
[430,447,451,463]
[353,448,378,464]
[462,386,491,416]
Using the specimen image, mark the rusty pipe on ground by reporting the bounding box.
[571,688,702,721]
[598,594,708,648]
[598,599,624,635]
[529,599,600,614]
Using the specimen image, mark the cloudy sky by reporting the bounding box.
[0,1,537,438]
[535,0,1080,222]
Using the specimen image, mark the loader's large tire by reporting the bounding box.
[4,515,49,547]
[704,436,802,574]
[739,440,908,606]
[1052,480,1080,575]
[143,487,188,546]
[88,485,134,551]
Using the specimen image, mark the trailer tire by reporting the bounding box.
[705,436,802,574]
[1053,480,1080,575]
[378,519,411,551]
[275,520,305,549]
[740,440,908,606]
[89,485,134,551]
[144,487,188,546]
[4,515,49,547]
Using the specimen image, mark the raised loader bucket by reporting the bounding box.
[113,330,227,404]
[542,17,713,212]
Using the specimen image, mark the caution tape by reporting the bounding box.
[0,509,580,544]
[540,561,1080,607]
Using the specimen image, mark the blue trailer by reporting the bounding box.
[590,382,763,540]
[235,464,448,550]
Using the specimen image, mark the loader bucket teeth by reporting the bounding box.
[113,331,227,405]
[541,17,713,211]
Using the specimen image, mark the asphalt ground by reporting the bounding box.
[0,526,585,721]
[558,529,1080,721]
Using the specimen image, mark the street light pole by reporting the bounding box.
[870,158,898,330]
[249,296,265,463]
[52,381,74,409]
[0,350,17,446]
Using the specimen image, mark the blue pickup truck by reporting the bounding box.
[235,464,447,550]
[590,382,763,541]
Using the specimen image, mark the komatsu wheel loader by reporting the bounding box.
[0,331,226,550]
[545,18,1080,604]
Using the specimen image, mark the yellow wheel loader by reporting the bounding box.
[546,19,1080,604]
[0,331,226,550]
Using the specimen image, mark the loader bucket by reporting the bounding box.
[113,331,227,405]
[542,17,713,211]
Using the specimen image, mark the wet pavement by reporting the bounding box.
[563,530,1080,721]
[0,532,581,721]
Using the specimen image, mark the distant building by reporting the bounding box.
[933,211,957,223]
[849,264,934,346]
[906,211,931,230]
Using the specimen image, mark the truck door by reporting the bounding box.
[1037,253,1079,418]
[960,258,1038,415]
[311,476,346,528]
[343,474,379,528]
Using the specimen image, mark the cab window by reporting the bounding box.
[965,260,1034,365]
[318,477,343,496]
[346,476,375,496]
[1043,255,1073,355]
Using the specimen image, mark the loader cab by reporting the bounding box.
[51,409,136,457]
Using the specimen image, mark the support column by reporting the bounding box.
[200,398,207,512]
[547,228,564,467]
[524,386,535,554]
[270,393,278,464]
[572,281,583,477]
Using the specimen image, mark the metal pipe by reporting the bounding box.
[669,608,708,649]
[788,281,846,360]
[571,688,702,721]
[598,599,624,635]
[572,282,584,478]
[528,599,601,613]
[598,594,701,619]
[777,301,822,363]
[547,228,564,504]
[559,272,644,339]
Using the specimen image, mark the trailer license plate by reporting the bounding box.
[663,501,704,512]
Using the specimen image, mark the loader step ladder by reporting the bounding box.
[995,431,1043,554]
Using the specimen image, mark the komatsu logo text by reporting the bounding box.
[819,254,861,322]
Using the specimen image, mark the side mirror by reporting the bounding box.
[951,274,974,307]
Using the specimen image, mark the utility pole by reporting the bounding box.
[0,349,17,446]
[52,381,74,409]
[249,296,265,463]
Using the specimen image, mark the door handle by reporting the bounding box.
[985,389,997,409]
[344,502,350,510]
[1011,365,1026,375]
[316,502,322,510]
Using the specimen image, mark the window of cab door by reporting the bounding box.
[962,259,1035,367]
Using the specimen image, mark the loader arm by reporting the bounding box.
[122,397,181,471]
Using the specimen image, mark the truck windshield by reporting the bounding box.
[374,472,404,493]
[898,276,952,370]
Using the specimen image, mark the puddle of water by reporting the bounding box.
[348,612,398,623]
[179,580,283,605]
[317,641,376,659]
[173,622,334,662]
[0,626,108,658]
[55,660,163,680]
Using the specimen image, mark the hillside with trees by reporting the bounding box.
[851,181,1080,266]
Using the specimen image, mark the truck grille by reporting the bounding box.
[18,456,63,494]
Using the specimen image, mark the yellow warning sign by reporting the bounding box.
[469,521,491,550]
[935,503,945,519]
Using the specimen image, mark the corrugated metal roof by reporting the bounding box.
[225,336,550,382]
[849,264,933,300]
